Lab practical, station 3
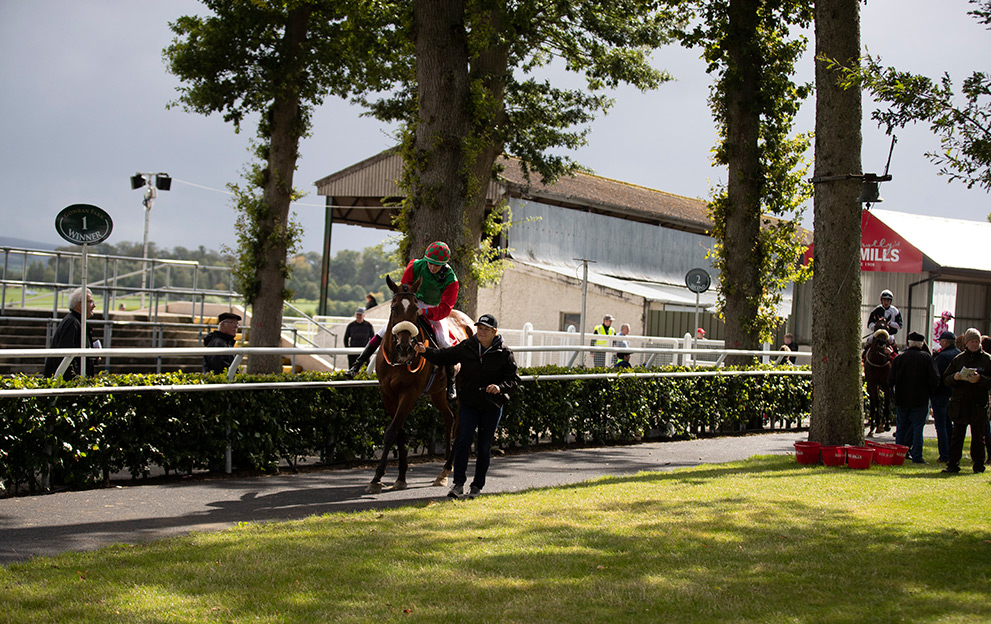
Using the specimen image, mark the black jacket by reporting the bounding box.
[44,310,98,379]
[421,334,520,409]
[344,320,376,348]
[943,347,991,407]
[889,346,939,408]
[932,346,961,399]
[202,330,236,374]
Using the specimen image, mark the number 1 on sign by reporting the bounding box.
[82,216,87,230]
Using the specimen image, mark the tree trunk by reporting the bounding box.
[247,7,309,374]
[406,0,472,307]
[721,0,763,363]
[809,0,864,444]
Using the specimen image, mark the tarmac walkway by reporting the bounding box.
[0,429,903,566]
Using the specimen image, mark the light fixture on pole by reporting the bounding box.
[130,172,170,309]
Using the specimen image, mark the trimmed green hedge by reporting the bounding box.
[0,366,811,495]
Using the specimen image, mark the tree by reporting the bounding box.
[164,0,396,372]
[371,0,682,316]
[833,0,991,194]
[809,0,864,445]
[677,0,813,362]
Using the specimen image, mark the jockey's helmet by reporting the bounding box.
[880,289,893,301]
[424,241,451,265]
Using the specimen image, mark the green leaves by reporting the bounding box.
[0,367,811,494]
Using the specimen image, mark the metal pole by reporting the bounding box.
[693,291,700,350]
[80,244,89,378]
[140,180,155,310]
[574,258,594,367]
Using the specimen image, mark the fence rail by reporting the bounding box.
[0,344,811,398]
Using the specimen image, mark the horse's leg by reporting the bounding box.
[881,374,892,432]
[392,427,409,490]
[368,419,402,494]
[866,384,877,437]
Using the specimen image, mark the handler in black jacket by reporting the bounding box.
[415,313,520,499]
[889,331,939,463]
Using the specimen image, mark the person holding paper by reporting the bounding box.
[941,327,991,474]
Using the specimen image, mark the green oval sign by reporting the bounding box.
[55,204,113,245]
[685,267,711,294]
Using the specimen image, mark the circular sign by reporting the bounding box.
[55,204,113,245]
[685,268,711,294]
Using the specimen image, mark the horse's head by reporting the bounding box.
[384,274,423,365]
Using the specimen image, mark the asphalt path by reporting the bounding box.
[0,429,896,566]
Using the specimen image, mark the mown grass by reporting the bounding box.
[2,444,989,624]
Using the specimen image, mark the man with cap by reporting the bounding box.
[343,307,375,370]
[941,327,991,474]
[889,331,939,463]
[414,313,520,499]
[203,312,241,374]
[931,330,961,462]
[591,314,616,368]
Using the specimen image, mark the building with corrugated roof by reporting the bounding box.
[314,148,803,342]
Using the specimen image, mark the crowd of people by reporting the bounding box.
[877,289,989,474]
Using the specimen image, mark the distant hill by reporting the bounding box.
[0,237,60,251]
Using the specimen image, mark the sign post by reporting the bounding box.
[685,268,711,354]
[54,204,113,377]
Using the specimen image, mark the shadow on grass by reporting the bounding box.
[5,451,990,623]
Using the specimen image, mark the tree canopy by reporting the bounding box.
[164,0,399,372]
[838,0,991,193]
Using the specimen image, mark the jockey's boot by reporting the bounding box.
[344,335,381,379]
[445,365,458,402]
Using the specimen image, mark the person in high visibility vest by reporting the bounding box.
[591,314,615,368]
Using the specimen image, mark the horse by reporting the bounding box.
[366,274,473,494]
[863,320,894,437]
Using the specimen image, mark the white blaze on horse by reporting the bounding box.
[365,275,472,494]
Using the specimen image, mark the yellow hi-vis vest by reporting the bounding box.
[592,324,615,346]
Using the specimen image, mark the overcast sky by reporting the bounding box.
[1,0,987,258]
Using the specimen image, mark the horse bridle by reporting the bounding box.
[384,291,427,370]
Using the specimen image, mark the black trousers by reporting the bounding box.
[947,400,989,470]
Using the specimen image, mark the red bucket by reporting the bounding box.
[890,444,909,466]
[794,441,822,465]
[821,445,847,467]
[847,446,874,470]
[864,440,885,449]
[874,444,896,466]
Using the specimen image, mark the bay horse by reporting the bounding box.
[863,321,894,437]
[366,274,472,494]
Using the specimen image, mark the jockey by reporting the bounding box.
[344,241,461,401]
[867,289,902,344]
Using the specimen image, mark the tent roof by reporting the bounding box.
[870,209,991,273]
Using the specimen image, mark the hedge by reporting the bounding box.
[0,366,811,495]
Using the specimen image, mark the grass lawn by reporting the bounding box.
[2,447,989,623]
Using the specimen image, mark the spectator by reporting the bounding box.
[933,310,953,344]
[202,312,241,374]
[343,307,375,369]
[613,322,631,365]
[44,287,99,379]
[591,314,615,368]
[614,353,633,369]
[931,330,960,463]
[414,314,520,499]
[890,331,939,463]
[696,327,706,340]
[778,332,799,365]
[365,293,378,309]
[941,327,990,474]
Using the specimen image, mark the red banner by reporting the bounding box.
[803,210,925,273]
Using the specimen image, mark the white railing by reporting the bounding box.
[0,343,812,398]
